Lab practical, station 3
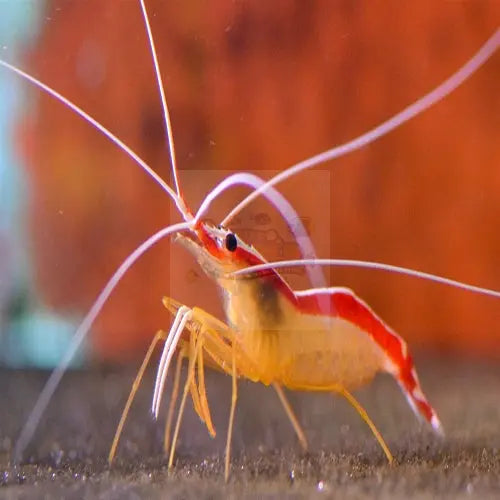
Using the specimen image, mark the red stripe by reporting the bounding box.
[295,290,406,365]
[295,289,436,425]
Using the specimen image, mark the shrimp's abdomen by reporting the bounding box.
[232,287,385,390]
[277,314,385,390]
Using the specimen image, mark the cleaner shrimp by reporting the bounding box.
[0,0,499,481]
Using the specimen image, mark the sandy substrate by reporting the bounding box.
[1,356,499,499]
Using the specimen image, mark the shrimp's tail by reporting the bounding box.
[386,352,443,435]
[338,288,444,434]
[295,286,443,434]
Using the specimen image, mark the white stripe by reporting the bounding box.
[294,286,354,297]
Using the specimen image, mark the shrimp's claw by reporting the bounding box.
[163,296,185,316]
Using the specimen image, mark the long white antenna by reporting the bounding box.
[139,0,181,197]
[13,220,192,462]
[0,59,187,214]
[223,29,500,224]
[233,259,500,300]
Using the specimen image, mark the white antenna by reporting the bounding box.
[223,29,500,224]
[139,0,181,198]
[13,220,192,462]
[233,259,500,300]
[0,59,185,213]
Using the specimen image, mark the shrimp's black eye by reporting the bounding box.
[225,233,238,252]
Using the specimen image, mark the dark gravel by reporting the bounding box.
[1,356,500,499]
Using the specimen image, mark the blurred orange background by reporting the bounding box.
[15,0,500,361]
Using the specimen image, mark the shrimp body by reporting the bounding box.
[176,222,442,436]
[256,303,385,391]
[228,278,385,391]
[2,1,497,483]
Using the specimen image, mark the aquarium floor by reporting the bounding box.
[1,356,500,499]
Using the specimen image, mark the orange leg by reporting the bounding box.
[168,330,204,470]
[224,342,238,482]
[336,385,393,463]
[163,342,188,454]
[286,381,393,463]
[196,337,216,437]
[162,297,313,474]
[272,383,308,451]
[109,329,167,463]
